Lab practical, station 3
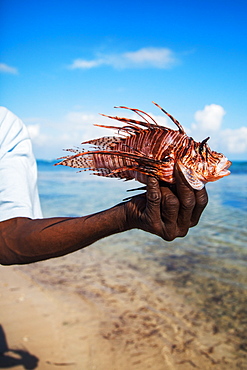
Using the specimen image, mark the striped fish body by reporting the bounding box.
[56,102,231,190]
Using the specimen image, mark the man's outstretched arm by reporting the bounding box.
[0,172,208,265]
[0,205,127,265]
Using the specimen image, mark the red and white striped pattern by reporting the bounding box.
[56,103,231,190]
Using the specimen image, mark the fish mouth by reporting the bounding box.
[218,159,232,177]
[224,160,232,170]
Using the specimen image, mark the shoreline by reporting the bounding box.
[1,247,245,369]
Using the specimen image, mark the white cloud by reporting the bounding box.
[64,110,124,143]
[221,127,247,154]
[26,123,49,149]
[27,124,40,140]
[65,112,98,126]
[124,48,177,68]
[0,63,18,74]
[68,47,178,70]
[190,104,247,157]
[193,104,226,131]
[69,59,102,69]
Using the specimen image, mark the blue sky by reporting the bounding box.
[1,0,247,160]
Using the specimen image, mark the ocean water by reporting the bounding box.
[37,160,247,355]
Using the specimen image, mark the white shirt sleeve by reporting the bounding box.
[0,107,43,221]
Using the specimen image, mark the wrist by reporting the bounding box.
[121,199,140,231]
[110,202,129,233]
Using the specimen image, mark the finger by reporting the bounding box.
[190,187,208,227]
[145,177,163,233]
[146,177,161,217]
[160,185,179,225]
[174,166,196,235]
[160,185,180,240]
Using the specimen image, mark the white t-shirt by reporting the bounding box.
[0,107,43,221]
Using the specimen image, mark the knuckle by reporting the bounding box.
[147,191,160,203]
[148,177,158,186]
[163,224,177,241]
[198,192,208,208]
[165,234,176,242]
[181,198,196,210]
[164,193,179,208]
[178,228,189,237]
[190,220,198,227]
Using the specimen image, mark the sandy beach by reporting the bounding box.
[0,244,245,370]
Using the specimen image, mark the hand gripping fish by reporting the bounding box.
[56,102,231,190]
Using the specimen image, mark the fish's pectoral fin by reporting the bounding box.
[176,161,205,190]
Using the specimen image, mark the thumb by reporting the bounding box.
[146,177,161,216]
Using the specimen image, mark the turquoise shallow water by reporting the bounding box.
[37,160,247,356]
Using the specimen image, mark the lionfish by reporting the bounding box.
[56,102,231,190]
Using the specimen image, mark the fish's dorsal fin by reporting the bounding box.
[115,106,158,126]
[152,101,186,134]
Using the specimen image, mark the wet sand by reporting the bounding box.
[0,246,245,369]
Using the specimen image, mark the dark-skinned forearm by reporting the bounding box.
[0,204,127,265]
